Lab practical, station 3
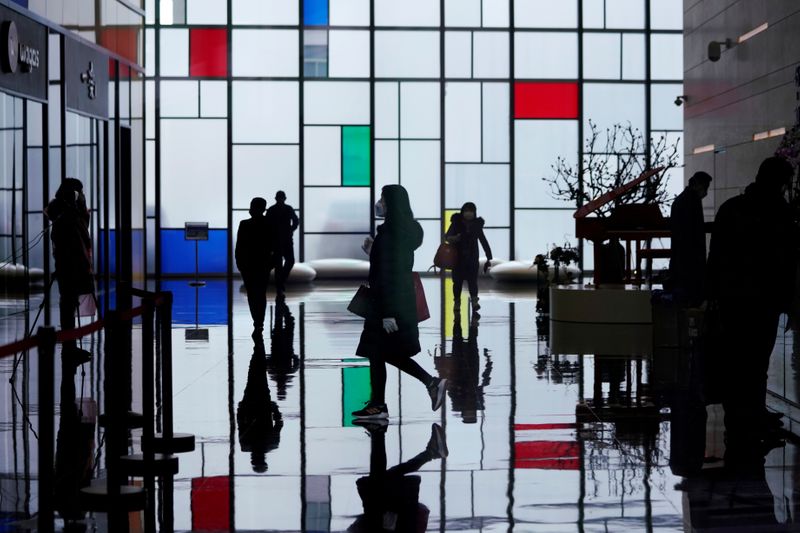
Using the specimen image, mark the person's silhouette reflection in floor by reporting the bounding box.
[54,358,96,532]
[348,422,448,532]
[435,312,492,424]
[237,342,283,473]
[266,299,300,401]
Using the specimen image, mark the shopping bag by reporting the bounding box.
[433,242,458,270]
[414,273,430,322]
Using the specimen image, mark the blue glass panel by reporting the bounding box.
[11,0,29,7]
[160,228,228,275]
[160,279,228,325]
[98,229,117,276]
[304,0,329,26]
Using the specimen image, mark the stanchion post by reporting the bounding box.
[37,326,56,533]
[142,299,157,533]
[158,291,175,533]
[104,311,127,532]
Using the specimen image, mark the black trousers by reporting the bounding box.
[242,273,268,329]
[452,266,479,300]
[274,243,295,292]
[58,292,80,350]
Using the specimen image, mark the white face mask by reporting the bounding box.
[374,199,386,218]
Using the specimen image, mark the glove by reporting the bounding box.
[483,261,491,274]
[382,318,399,334]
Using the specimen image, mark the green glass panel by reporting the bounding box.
[342,126,371,186]
[342,366,371,427]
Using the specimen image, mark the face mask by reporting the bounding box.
[463,211,476,221]
[374,200,386,218]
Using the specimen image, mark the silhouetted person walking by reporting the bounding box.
[267,299,299,401]
[670,171,712,307]
[352,185,446,419]
[45,178,94,367]
[267,191,299,298]
[236,197,273,337]
[348,421,447,532]
[707,157,797,443]
[237,342,283,473]
[445,202,493,312]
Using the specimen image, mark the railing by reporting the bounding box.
[0,289,187,533]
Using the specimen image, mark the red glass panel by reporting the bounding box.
[190,28,228,78]
[98,27,140,66]
[191,476,230,531]
[514,82,579,119]
[515,423,576,431]
[514,440,580,470]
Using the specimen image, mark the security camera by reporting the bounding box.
[708,39,734,62]
[674,95,688,107]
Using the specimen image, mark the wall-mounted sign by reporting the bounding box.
[0,5,47,100]
[65,35,109,119]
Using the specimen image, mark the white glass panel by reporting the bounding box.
[161,119,227,227]
[232,30,298,77]
[651,84,683,130]
[445,82,481,162]
[514,0,577,28]
[375,82,399,138]
[622,33,645,79]
[145,28,155,77]
[400,141,440,219]
[186,0,226,24]
[414,220,440,271]
[375,0,439,27]
[606,0,644,29]
[583,33,621,80]
[514,210,575,259]
[482,83,509,163]
[200,81,227,118]
[445,164,510,225]
[160,29,188,77]
[583,83,645,146]
[651,34,683,80]
[375,31,440,79]
[304,82,370,125]
[482,0,510,28]
[514,33,577,79]
[146,80,155,138]
[445,32,472,79]
[483,228,509,260]
[232,81,299,143]
[400,82,440,139]
[27,101,43,146]
[233,0,298,25]
[304,234,370,261]
[329,30,370,78]
[160,80,198,117]
[232,145,299,209]
[582,0,604,28]
[514,120,578,208]
[473,32,509,79]
[375,140,399,192]
[445,0,480,27]
[650,0,682,30]
[304,187,371,233]
[330,0,370,26]
[304,126,342,186]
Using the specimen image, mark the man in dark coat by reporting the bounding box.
[266,191,299,297]
[707,157,797,442]
[45,178,94,366]
[670,171,712,307]
[445,202,493,312]
[235,197,272,336]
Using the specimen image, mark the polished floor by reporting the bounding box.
[3,278,800,532]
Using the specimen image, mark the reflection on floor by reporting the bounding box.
[3,278,800,531]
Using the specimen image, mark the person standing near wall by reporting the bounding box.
[267,191,299,299]
[236,197,273,338]
[445,202,493,313]
[670,171,712,307]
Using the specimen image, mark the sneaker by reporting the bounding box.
[428,378,447,411]
[352,401,389,419]
[352,418,389,434]
[426,423,448,459]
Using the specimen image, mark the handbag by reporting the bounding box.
[348,274,430,323]
[433,242,458,270]
[414,273,430,322]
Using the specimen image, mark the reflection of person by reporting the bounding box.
[348,422,447,533]
[236,197,273,337]
[435,316,492,423]
[267,299,299,401]
[707,157,797,441]
[445,202,493,312]
[237,343,283,473]
[669,171,712,307]
[45,178,94,366]
[267,191,299,298]
[352,185,446,420]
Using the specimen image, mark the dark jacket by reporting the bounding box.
[707,182,797,311]
[45,197,94,295]
[356,211,424,359]
[669,187,707,303]
[445,215,492,273]
[235,216,272,275]
[266,203,299,247]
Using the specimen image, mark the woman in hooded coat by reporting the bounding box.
[445,202,493,311]
[352,185,447,420]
